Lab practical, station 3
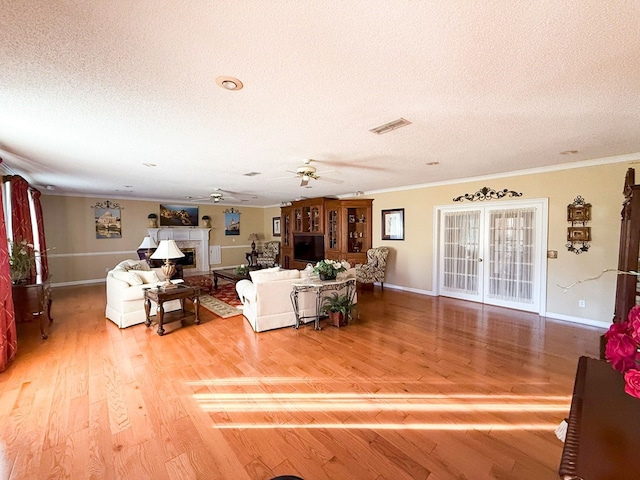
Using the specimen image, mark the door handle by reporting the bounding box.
[478,258,483,262]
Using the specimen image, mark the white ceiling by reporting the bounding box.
[1,1,639,207]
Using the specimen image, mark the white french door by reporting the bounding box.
[436,199,547,314]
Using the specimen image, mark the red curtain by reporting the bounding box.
[30,188,49,280]
[10,175,35,280]
[0,165,17,371]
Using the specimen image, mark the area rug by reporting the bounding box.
[199,295,243,318]
[210,283,242,307]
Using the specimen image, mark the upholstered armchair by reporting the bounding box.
[256,241,280,268]
[355,247,390,288]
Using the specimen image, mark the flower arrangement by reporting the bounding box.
[604,305,640,399]
[235,264,249,276]
[9,239,36,282]
[313,259,350,280]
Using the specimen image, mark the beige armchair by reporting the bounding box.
[355,247,390,289]
[256,241,280,268]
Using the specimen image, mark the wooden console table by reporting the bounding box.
[11,279,53,339]
[559,356,640,479]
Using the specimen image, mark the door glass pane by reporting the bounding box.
[442,211,480,294]
[487,207,536,303]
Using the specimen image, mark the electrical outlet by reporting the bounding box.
[579,300,586,308]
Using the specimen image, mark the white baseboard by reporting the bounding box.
[51,278,105,288]
[543,312,609,330]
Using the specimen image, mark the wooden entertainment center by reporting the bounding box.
[280,197,373,270]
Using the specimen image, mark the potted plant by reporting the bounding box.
[321,292,354,327]
[9,239,36,283]
[313,259,350,281]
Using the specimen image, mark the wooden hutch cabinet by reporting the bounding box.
[614,168,640,323]
[281,197,372,270]
[280,206,293,269]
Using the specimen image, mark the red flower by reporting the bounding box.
[629,309,640,342]
[624,369,640,400]
[605,321,630,339]
[605,333,638,373]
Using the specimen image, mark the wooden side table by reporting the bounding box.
[143,284,201,336]
[12,279,53,339]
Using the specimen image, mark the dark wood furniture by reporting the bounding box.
[12,278,53,339]
[613,168,640,324]
[559,356,640,480]
[143,284,201,336]
[212,268,252,289]
[281,197,373,270]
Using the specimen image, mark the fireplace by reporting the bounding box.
[175,248,196,269]
[148,227,211,274]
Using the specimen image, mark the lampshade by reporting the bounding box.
[150,240,184,260]
[137,236,157,250]
[248,233,259,241]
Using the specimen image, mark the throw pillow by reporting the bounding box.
[137,270,160,284]
[112,270,143,286]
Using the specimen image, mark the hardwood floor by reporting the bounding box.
[0,284,603,479]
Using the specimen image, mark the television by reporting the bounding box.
[293,234,325,263]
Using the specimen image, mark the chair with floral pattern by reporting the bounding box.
[355,247,389,289]
[256,241,280,268]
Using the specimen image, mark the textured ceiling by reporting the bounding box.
[0,1,639,206]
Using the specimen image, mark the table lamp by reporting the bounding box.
[248,233,258,253]
[137,236,157,261]
[150,240,184,288]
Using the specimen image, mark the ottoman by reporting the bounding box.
[182,274,214,295]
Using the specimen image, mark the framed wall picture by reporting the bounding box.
[568,226,591,242]
[159,204,198,227]
[224,209,240,235]
[382,208,404,240]
[94,206,122,239]
[272,217,281,236]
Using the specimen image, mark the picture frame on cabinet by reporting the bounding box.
[382,208,404,240]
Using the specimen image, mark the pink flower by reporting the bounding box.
[605,321,630,339]
[629,309,640,342]
[624,369,640,400]
[605,333,639,372]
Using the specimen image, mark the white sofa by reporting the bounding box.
[105,259,183,328]
[235,267,356,333]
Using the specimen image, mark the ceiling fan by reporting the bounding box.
[194,188,250,203]
[287,159,343,187]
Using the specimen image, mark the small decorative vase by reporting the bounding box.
[319,272,336,281]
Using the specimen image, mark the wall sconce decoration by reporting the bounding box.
[566,195,591,254]
[453,186,522,202]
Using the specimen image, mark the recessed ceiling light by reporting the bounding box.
[216,76,243,91]
[142,162,156,167]
[560,150,579,155]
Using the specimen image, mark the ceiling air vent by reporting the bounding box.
[243,171,261,177]
[369,117,412,135]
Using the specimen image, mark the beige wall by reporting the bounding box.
[364,161,630,325]
[42,160,633,325]
[42,196,273,284]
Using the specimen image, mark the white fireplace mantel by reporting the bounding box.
[148,227,211,273]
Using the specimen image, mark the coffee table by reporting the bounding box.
[212,268,257,289]
[143,284,201,336]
